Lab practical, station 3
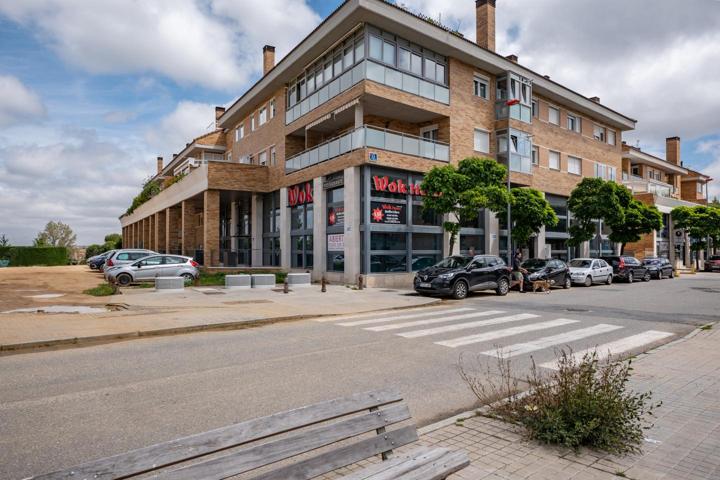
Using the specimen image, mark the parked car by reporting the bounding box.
[106,255,200,286]
[642,257,674,279]
[520,258,572,289]
[704,255,720,272]
[88,250,115,270]
[601,255,650,283]
[414,255,511,299]
[103,249,156,275]
[568,258,614,286]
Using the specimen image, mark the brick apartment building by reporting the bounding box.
[120,0,709,285]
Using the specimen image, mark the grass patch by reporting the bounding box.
[700,324,713,331]
[83,283,117,296]
[198,270,287,286]
[459,350,660,455]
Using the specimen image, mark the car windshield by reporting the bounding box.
[643,259,661,265]
[568,259,592,268]
[522,259,547,268]
[433,256,471,269]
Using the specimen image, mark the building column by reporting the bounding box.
[668,215,676,267]
[280,187,291,269]
[579,240,590,258]
[535,225,548,259]
[344,166,361,284]
[484,210,499,255]
[684,231,691,267]
[203,190,220,267]
[230,201,238,253]
[312,176,326,281]
[167,206,181,254]
[181,200,197,257]
[354,101,364,129]
[129,223,134,248]
[156,211,166,254]
[251,195,263,267]
[143,217,150,249]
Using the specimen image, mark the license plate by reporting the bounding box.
[419,282,432,288]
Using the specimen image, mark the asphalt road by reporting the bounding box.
[1,273,717,479]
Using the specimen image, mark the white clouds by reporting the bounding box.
[103,111,138,124]
[144,100,216,159]
[0,75,46,127]
[0,0,320,91]
[695,139,720,199]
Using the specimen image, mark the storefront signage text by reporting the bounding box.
[372,175,425,196]
[288,182,314,207]
[371,202,406,225]
[327,233,345,251]
[328,206,345,226]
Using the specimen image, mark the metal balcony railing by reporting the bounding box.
[285,125,450,173]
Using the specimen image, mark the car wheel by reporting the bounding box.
[116,273,132,287]
[584,276,592,287]
[606,274,613,285]
[181,273,195,283]
[563,276,572,289]
[452,280,469,300]
[496,277,509,296]
[627,272,634,283]
[643,272,651,282]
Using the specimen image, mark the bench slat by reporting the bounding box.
[250,425,420,480]
[340,449,469,480]
[30,389,401,480]
[388,451,470,480]
[335,448,444,480]
[155,404,412,479]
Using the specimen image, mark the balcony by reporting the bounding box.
[285,125,450,173]
[622,175,676,198]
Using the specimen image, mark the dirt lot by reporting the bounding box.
[0,265,109,310]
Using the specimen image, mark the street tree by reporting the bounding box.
[606,184,663,254]
[672,205,720,258]
[104,233,122,249]
[496,188,558,248]
[0,234,9,247]
[421,157,510,253]
[567,178,624,247]
[34,221,77,248]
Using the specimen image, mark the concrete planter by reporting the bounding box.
[225,274,251,289]
[251,274,276,289]
[286,273,311,287]
[155,277,184,291]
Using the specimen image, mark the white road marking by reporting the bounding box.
[314,306,471,323]
[365,310,506,332]
[398,313,540,339]
[482,323,624,358]
[337,308,474,327]
[436,319,579,348]
[539,330,674,370]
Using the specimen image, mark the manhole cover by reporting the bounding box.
[565,308,590,313]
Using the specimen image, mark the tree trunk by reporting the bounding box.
[620,243,626,255]
[448,231,456,256]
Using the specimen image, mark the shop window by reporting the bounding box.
[460,235,484,254]
[371,232,407,251]
[371,254,406,273]
[326,185,345,272]
[412,233,441,251]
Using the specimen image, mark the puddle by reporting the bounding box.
[24,293,65,299]
[2,305,108,314]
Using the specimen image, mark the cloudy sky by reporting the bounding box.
[0,0,718,245]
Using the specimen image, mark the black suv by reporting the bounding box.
[642,257,674,279]
[521,258,572,289]
[601,255,651,283]
[414,255,511,299]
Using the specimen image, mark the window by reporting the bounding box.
[568,156,582,175]
[259,107,267,126]
[421,125,439,141]
[697,182,704,194]
[382,40,395,65]
[251,115,255,131]
[474,129,490,153]
[532,99,538,118]
[398,47,410,71]
[548,106,560,125]
[607,129,616,145]
[236,124,244,141]
[269,99,276,119]
[249,154,254,165]
[473,75,489,99]
[410,52,422,76]
[593,124,606,142]
[259,151,267,166]
[424,58,435,80]
[270,146,276,166]
[532,146,539,165]
[549,150,560,170]
[369,35,382,60]
[631,165,640,177]
[567,114,580,133]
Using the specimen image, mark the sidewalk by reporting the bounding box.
[0,285,438,353]
[416,326,720,479]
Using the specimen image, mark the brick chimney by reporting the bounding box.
[476,0,496,52]
[263,45,276,75]
[214,106,225,128]
[156,156,163,175]
[666,137,681,165]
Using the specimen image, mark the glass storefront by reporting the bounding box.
[262,191,281,266]
[326,175,345,272]
[545,194,571,261]
[361,167,443,273]
[289,182,314,268]
[460,211,485,255]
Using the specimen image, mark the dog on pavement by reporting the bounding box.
[531,279,554,293]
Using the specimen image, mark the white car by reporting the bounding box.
[568,258,613,287]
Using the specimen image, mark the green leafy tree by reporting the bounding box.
[34,221,77,248]
[567,178,624,246]
[672,205,720,260]
[126,177,162,215]
[85,244,105,259]
[0,234,9,247]
[606,185,663,254]
[104,233,122,249]
[421,157,510,252]
[496,188,559,247]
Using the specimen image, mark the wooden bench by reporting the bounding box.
[29,389,468,480]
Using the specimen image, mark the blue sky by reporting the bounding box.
[0,0,718,245]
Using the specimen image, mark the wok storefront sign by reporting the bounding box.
[371,202,406,224]
[287,182,313,206]
[372,175,425,196]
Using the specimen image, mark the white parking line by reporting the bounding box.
[436,319,579,348]
[481,323,623,358]
[338,308,474,327]
[314,306,471,323]
[365,310,506,332]
[398,313,540,339]
[538,330,674,370]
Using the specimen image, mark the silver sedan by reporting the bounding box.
[106,255,199,286]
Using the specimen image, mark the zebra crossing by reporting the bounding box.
[316,306,675,367]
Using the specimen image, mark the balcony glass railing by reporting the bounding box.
[622,175,676,198]
[285,60,450,125]
[285,125,450,173]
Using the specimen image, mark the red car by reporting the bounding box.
[705,255,720,272]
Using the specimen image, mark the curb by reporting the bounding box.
[0,300,443,356]
[418,323,710,437]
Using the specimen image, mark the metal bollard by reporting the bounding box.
[358,274,364,290]
[321,276,327,293]
[283,278,289,294]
